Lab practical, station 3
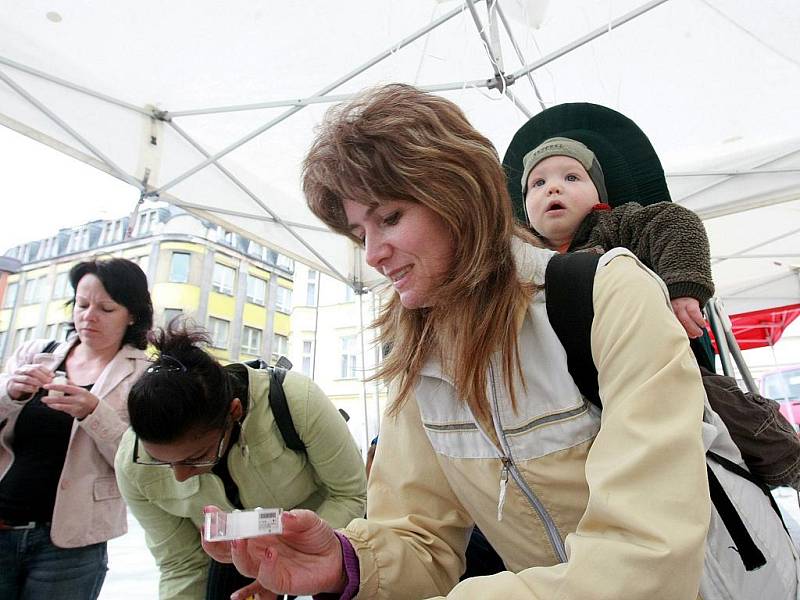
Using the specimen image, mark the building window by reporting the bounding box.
[137,211,158,236]
[212,263,235,295]
[15,326,35,346]
[169,252,191,283]
[247,240,261,258]
[138,255,150,278]
[36,239,49,261]
[68,227,89,253]
[0,330,7,355]
[52,272,70,300]
[340,335,358,379]
[274,286,292,313]
[268,250,294,273]
[56,322,70,341]
[44,322,69,342]
[222,231,237,247]
[24,242,40,262]
[301,340,313,376]
[241,326,262,355]
[208,317,230,349]
[23,276,45,304]
[3,282,18,308]
[306,270,318,306]
[246,275,267,306]
[163,308,183,327]
[271,333,288,363]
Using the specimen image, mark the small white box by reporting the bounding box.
[203,508,283,542]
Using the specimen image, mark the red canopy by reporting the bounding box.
[709,303,800,352]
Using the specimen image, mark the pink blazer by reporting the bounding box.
[0,337,149,548]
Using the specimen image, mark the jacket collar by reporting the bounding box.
[419,238,553,382]
[39,337,147,397]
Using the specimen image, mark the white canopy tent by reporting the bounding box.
[1,0,799,312]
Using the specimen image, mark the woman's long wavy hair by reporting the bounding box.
[303,84,538,420]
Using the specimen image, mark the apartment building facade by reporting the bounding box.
[0,206,386,452]
[0,206,293,367]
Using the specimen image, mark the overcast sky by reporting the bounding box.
[0,125,140,253]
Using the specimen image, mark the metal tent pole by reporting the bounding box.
[675,144,800,209]
[706,299,734,377]
[510,0,671,82]
[0,68,144,190]
[494,2,546,111]
[0,56,151,116]
[153,1,483,193]
[711,297,758,394]
[165,119,352,283]
[465,0,533,117]
[711,226,800,266]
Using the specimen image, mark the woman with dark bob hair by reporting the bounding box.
[114,323,367,600]
[0,257,152,599]
[206,84,799,600]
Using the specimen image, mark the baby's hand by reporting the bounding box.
[671,297,705,339]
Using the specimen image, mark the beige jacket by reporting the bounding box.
[0,337,149,547]
[343,246,799,599]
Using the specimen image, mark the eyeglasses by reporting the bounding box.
[132,418,232,468]
[146,354,187,375]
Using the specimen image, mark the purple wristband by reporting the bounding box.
[313,531,360,600]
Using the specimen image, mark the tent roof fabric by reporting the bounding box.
[1,0,799,312]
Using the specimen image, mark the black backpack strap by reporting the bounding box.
[546,252,775,571]
[268,367,306,454]
[705,463,766,571]
[41,339,59,354]
[544,252,602,408]
[708,450,788,531]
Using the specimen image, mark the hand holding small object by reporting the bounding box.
[6,363,54,400]
[229,509,347,598]
[42,376,100,420]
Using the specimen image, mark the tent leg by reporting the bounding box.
[711,298,759,394]
[707,298,734,378]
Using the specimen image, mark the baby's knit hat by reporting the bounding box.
[520,137,608,204]
[502,103,671,224]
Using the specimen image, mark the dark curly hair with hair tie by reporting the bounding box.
[128,322,246,443]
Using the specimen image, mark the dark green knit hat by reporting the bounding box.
[503,103,671,223]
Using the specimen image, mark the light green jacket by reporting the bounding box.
[115,366,367,600]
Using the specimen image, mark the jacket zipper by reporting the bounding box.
[488,363,568,564]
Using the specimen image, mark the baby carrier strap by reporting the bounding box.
[544,252,601,408]
[544,251,775,571]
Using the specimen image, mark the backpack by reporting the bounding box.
[239,356,350,456]
[242,357,306,455]
[544,251,798,571]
